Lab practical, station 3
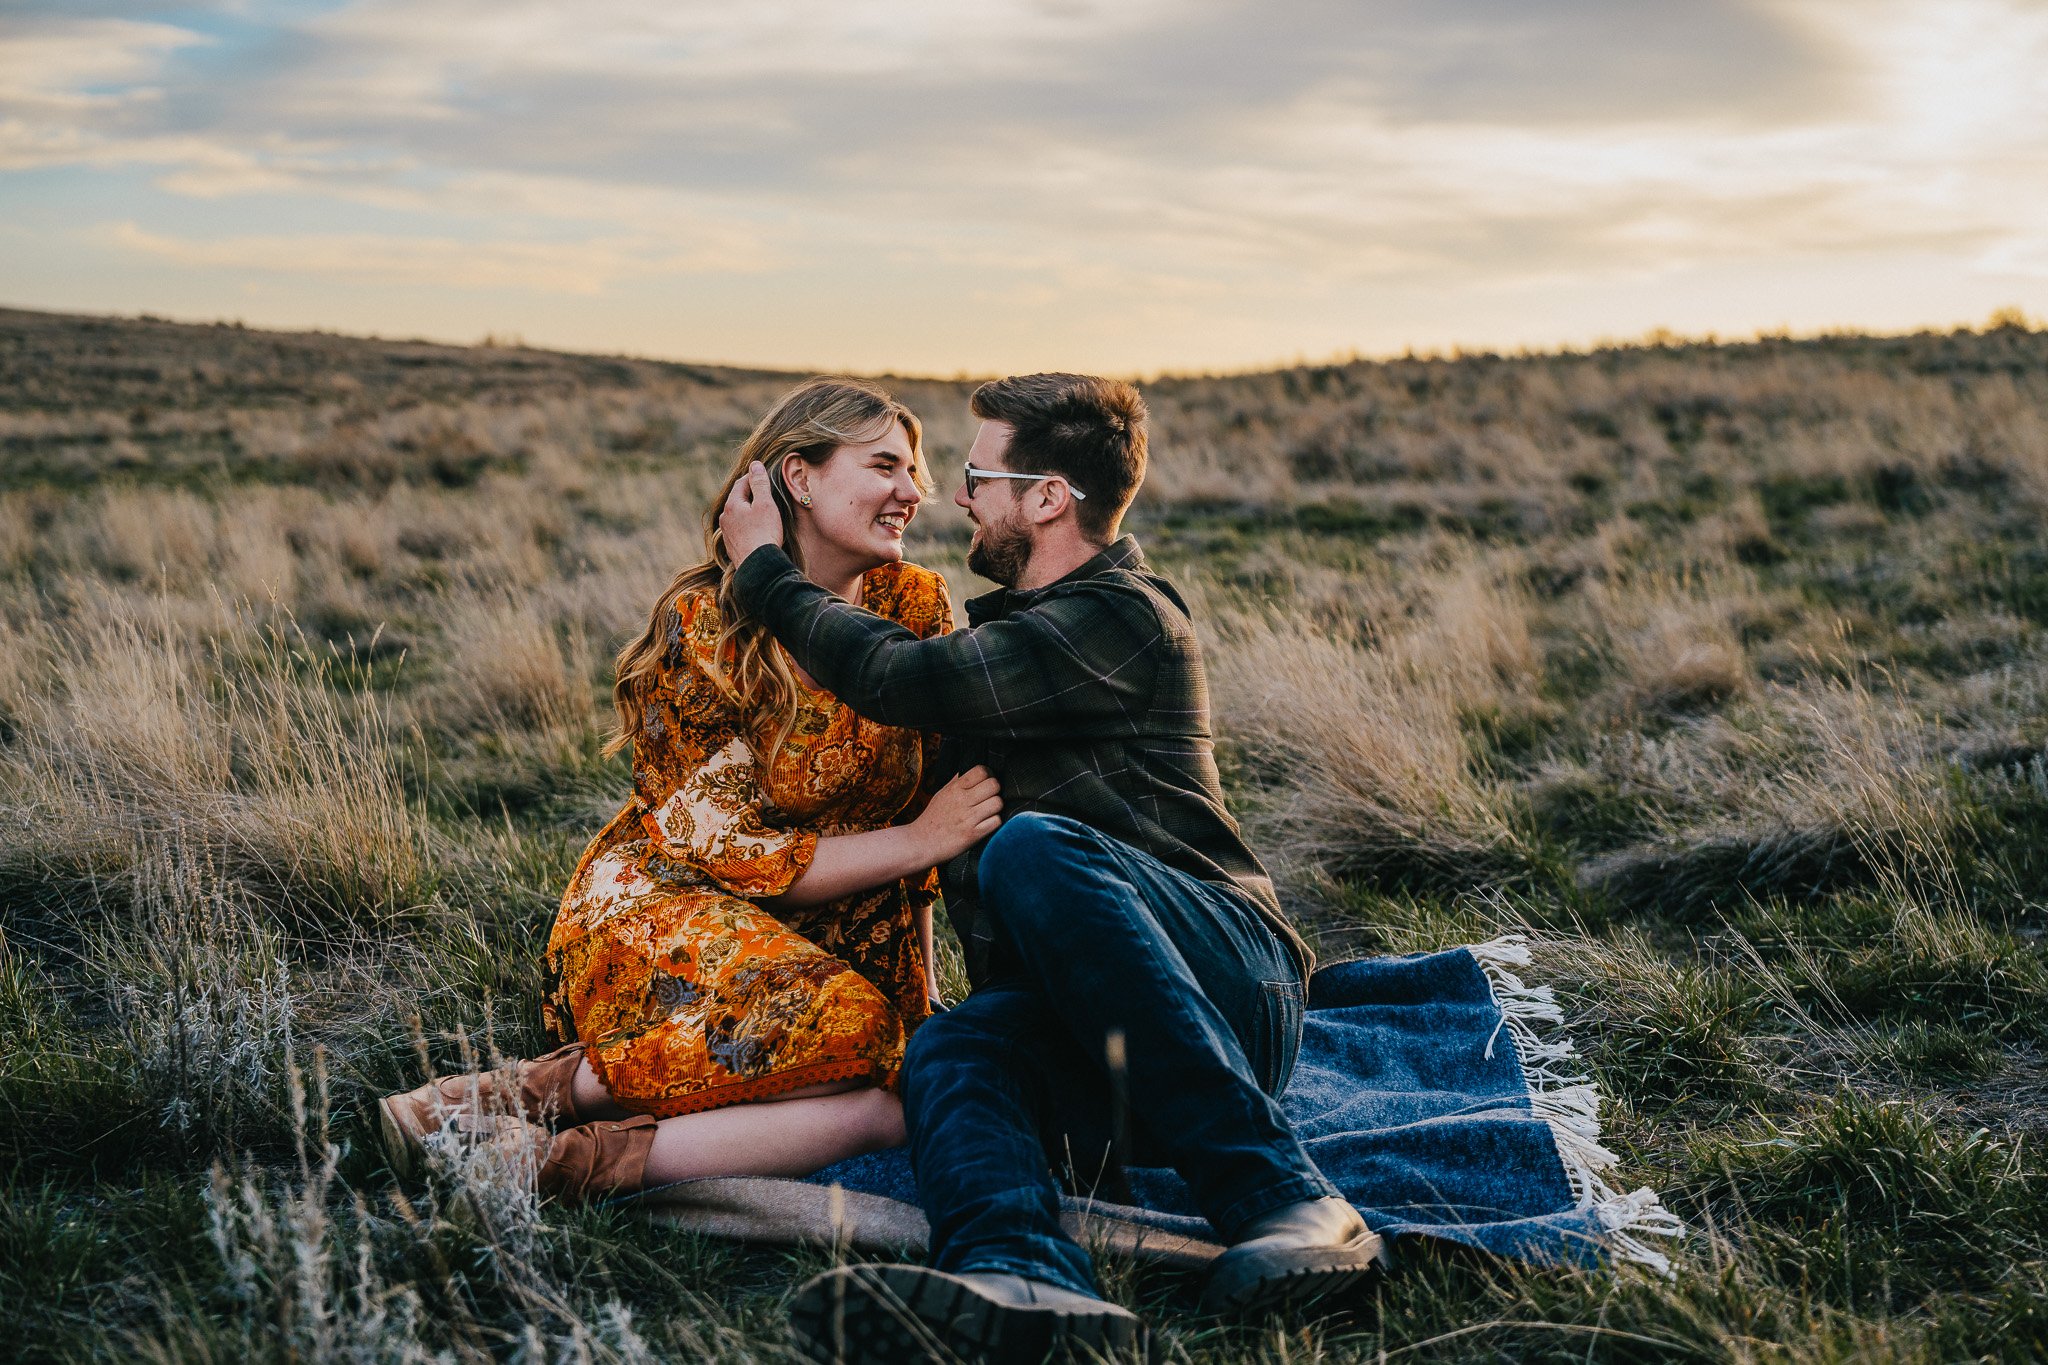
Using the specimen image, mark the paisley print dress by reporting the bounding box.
[543,561,952,1118]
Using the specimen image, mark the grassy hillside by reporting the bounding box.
[2,304,2045,1362]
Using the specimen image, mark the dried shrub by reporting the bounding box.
[1576,680,1963,917]
[427,590,598,744]
[1206,562,1534,893]
[1586,568,1754,716]
[1579,827,1872,920]
[0,602,434,933]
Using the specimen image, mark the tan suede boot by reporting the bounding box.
[536,1114,658,1202]
[378,1043,587,1178]
[1199,1196,1383,1317]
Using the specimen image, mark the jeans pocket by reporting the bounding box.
[1255,977,1307,1096]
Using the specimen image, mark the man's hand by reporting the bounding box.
[719,461,784,563]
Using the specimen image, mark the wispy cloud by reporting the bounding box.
[0,17,206,112]
[1,0,2044,369]
[101,220,772,292]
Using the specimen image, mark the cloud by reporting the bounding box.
[298,0,1187,84]
[0,17,206,113]
[4,0,2047,366]
[101,220,770,292]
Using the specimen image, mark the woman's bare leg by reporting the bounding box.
[561,1055,904,1186]
[570,1055,629,1120]
[636,1085,905,1185]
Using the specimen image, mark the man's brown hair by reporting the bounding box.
[969,373,1146,541]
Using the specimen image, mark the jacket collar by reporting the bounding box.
[965,535,1146,625]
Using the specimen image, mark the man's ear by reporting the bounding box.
[1024,479,1072,526]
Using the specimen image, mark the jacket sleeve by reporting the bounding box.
[733,546,1159,739]
[631,596,818,897]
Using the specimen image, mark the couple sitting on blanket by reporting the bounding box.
[378,372,1378,1362]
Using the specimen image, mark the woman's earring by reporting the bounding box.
[799,493,813,507]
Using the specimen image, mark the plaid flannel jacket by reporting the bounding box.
[733,535,1311,987]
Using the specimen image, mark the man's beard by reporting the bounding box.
[966,513,1031,586]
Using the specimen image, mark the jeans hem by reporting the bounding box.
[1209,1173,1344,1242]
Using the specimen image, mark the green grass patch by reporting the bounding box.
[1699,1090,2042,1301]
[1583,962,1772,1114]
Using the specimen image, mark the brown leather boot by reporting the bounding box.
[378,1043,588,1178]
[537,1114,658,1202]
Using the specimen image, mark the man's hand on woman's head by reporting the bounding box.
[720,461,785,563]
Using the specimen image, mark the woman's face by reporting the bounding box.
[783,422,923,575]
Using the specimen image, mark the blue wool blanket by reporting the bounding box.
[805,938,1680,1272]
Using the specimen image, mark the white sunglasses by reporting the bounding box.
[962,462,1087,500]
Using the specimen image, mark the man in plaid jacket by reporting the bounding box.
[722,373,1379,1364]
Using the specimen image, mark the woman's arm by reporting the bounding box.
[766,825,932,909]
[768,766,1000,910]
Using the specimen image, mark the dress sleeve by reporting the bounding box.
[632,594,819,898]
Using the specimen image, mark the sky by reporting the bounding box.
[2,1,2046,375]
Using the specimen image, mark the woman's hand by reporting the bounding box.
[769,766,1001,910]
[910,765,1002,864]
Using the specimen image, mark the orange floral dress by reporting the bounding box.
[543,561,952,1118]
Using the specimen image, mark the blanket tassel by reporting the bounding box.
[1470,934,1685,1276]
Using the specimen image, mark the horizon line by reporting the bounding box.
[5,298,2039,387]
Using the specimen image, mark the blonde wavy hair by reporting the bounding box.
[605,377,928,759]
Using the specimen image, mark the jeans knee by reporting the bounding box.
[903,1013,953,1079]
[980,811,1072,882]
[979,813,1099,929]
[902,1010,980,1109]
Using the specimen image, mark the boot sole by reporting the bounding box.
[789,1264,1148,1365]
[1199,1232,1384,1318]
[378,1095,423,1181]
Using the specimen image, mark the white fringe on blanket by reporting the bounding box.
[1469,935,1686,1276]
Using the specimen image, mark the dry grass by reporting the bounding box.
[1207,558,1537,893]
[427,589,599,746]
[3,306,2046,1362]
[0,599,433,932]
[1584,567,1755,717]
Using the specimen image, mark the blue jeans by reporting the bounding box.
[899,812,1341,1297]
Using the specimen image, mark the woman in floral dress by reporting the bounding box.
[379,378,999,1199]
